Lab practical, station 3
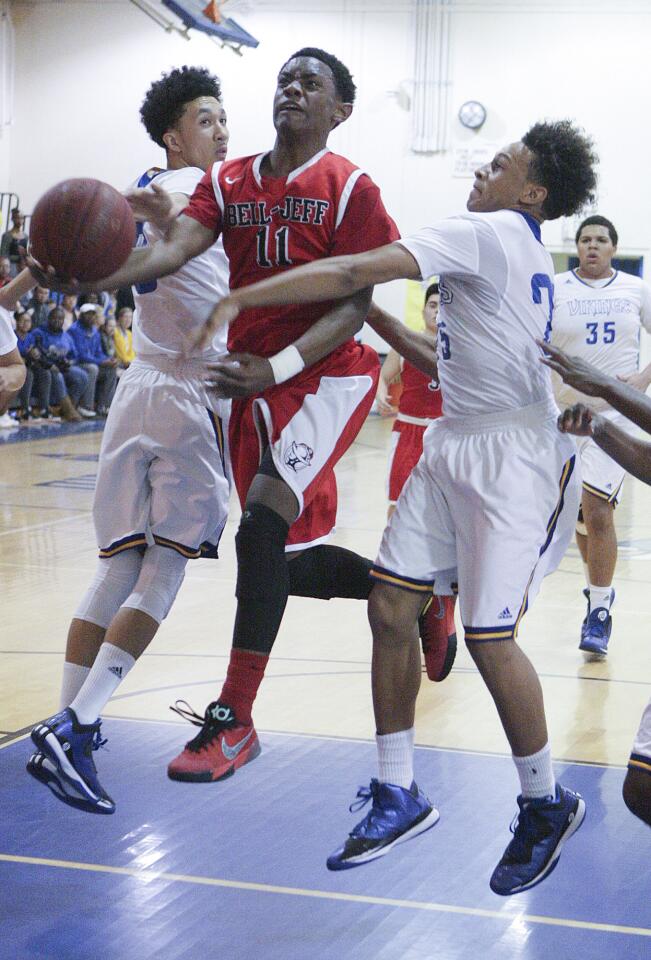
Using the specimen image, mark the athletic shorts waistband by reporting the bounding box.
[396,412,434,426]
[441,398,559,434]
[134,354,223,378]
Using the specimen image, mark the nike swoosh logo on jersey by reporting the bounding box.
[224,175,242,184]
[221,729,254,761]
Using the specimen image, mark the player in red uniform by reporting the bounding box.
[35,48,453,784]
[373,283,456,680]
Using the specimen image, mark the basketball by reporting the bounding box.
[29,178,135,283]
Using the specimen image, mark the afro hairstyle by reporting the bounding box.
[140,66,222,149]
[522,120,598,221]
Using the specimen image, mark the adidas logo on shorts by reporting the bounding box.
[497,607,512,620]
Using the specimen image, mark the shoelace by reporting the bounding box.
[169,699,233,753]
[350,784,376,813]
[507,804,553,861]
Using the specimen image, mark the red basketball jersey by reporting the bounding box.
[398,361,443,420]
[185,149,399,356]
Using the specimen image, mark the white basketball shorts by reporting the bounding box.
[371,399,580,639]
[94,357,231,560]
[630,698,651,776]
[576,410,629,505]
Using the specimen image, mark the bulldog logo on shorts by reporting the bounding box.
[285,441,314,472]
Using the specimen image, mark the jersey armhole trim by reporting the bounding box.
[335,169,365,230]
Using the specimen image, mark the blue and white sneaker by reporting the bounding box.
[490,784,585,895]
[30,708,115,814]
[326,779,439,871]
[26,752,111,814]
[579,588,615,656]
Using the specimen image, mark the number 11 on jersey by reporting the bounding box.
[256,226,292,268]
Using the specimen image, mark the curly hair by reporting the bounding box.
[284,47,356,103]
[575,214,617,247]
[140,66,222,148]
[522,120,598,221]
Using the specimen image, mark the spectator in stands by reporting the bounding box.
[31,306,88,421]
[26,286,53,328]
[0,298,26,429]
[15,311,42,421]
[60,293,78,331]
[68,303,117,417]
[114,306,135,374]
[0,208,28,277]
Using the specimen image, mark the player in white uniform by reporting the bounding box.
[27,67,233,814]
[200,121,598,894]
[552,215,651,655]
[541,341,651,828]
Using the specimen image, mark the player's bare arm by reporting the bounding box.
[367,302,438,380]
[0,268,35,310]
[559,404,651,486]
[0,346,26,400]
[202,242,420,348]
[203,287,372,399]
[125,183,190,231]
[540,339,651,434]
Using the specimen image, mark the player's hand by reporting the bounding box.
[375,382,397,416]
[124,183,182,227]
[25,252,84,294]
[557,403,601,437]
[204,353,275,399]
[537,340,611,397]
[616,369,651,392]
[193,297,241,353]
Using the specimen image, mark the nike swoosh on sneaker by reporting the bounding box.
[221,729,254,761]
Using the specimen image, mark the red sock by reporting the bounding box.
[219,649,269,725]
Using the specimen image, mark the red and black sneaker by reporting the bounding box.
[167,700,261,782]
[418,595,457,682]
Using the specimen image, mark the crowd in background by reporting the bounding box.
[0,228,135,428]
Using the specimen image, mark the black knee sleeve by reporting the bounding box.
[288,545,373,600]
[233,503,290,654]
[235,503,290,601]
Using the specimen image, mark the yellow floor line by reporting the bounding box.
[1,854,649,937]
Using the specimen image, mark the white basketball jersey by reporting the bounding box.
[551,269,651,410]
[399,210,556,418]
[132,166,230,361]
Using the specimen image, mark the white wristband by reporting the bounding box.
[268,345,305,385]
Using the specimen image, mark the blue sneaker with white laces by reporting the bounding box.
[30,708,115,814]
[326,779,439,871]
[490,784,585,895]
[579,588,615,656]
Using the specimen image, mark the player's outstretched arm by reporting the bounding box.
[0,269,35,310]
[540,340,651,435]
[367,302,438,379]
[558,403,651,486]
[203,288,373,399]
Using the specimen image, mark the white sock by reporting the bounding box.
[69,642,136,725]
[588,583,612,612]
[376,728,415,789]
[59,661,91,709]
[513,743,555,801]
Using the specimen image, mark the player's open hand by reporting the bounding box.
[25,252,82,294]
[537,340,611,397]
[204,353,275,399]
[557,403,599,437]
[124,182,182,228]
[193,297,241,353]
